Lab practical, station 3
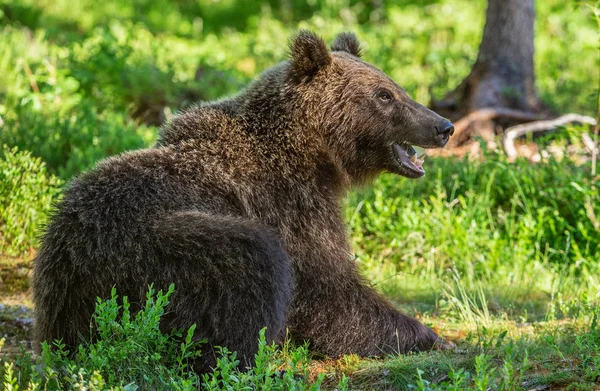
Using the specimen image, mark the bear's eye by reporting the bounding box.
[377,91,394,103]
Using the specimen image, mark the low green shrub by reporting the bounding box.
[38,285,202,390]
[0,285,349,390]
[0,145,62,256]
[2,105,154,179]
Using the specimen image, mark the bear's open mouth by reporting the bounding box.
[392,142,426,178]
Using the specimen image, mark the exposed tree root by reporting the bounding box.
[448,108,542,148]
[582,133,600,154]
[435,108,598,164]
[503,113,597,159]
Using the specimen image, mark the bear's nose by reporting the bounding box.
[436,121,454,137]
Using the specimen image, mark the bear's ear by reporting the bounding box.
[289,30,332,82]
[330,32,362,57]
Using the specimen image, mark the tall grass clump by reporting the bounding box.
[348,146,599,309]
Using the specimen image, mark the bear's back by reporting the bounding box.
[43,147,250,262]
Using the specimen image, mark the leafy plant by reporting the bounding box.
[0,145,62,255]
[0,286,349,390]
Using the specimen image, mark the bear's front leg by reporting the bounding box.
[287,263,446,357]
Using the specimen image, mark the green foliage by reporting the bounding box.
[0,145,62,256]
[0,286,348,390]
[347,148,599,293]
[411,351,528,391]
[0,0,597,178]
[2,105,154,179]
[25,285,202,390]
[202,330,348,390]
[406,307,600,391]
[575,309,600,383]
[72,285,199,387]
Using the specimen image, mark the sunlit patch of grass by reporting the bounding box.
[306,313,599,390]
[344,147,599,389]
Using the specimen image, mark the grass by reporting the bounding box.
[0,0,599,389]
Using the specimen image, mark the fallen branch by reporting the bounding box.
[503,113,597,159]
[449,108,540,147]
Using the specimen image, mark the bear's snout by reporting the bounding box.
[435,121,454,137]
[435,120,454,146]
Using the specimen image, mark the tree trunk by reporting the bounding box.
[435,0,546,119]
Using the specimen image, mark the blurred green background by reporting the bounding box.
[1,0,596,171]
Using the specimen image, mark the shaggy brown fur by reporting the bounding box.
[33,31,454,371]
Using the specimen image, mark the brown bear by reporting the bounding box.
[33,31,454,372]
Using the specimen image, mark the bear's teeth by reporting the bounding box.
[413,146,426,157]
[410,154,417,164]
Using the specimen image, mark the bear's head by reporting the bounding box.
[287,31,453,182]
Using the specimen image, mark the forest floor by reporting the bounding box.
[2,249,599,390]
